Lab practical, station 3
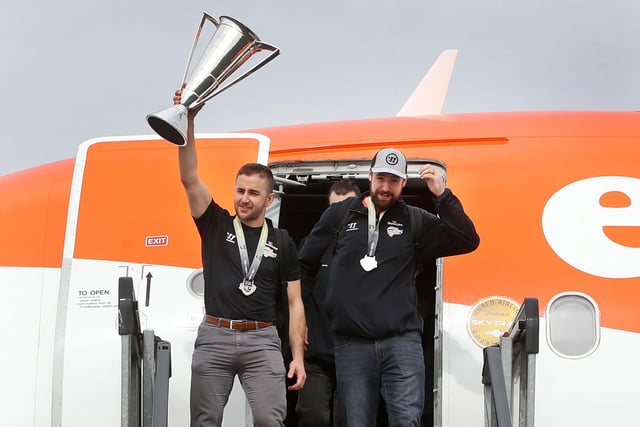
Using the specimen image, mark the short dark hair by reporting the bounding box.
[236,163,275,193]
[328,179,361,199]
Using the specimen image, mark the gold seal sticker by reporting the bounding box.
[467,297,520,348]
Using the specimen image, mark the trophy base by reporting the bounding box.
[146,105,188,146]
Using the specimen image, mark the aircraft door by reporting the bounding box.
[55,134,269,427]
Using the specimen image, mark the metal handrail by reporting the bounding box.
[119,276,171,427]
[508,297,539,355]
[119,277,142,427]
[482,346,513,427]
[482,297,539,427]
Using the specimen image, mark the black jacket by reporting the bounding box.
[298,189,479,338]
[299,242,335,365]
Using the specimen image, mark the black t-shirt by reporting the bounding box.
[194,200,300,322]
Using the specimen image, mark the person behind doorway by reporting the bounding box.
[173,89,307,427]
[296,179,361,427]
[298,148,479,427]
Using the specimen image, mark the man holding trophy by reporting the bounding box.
[147,13,306,426]
[173,88,306,426]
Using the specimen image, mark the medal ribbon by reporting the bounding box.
[233,216,269,284]
[365,196,385,257]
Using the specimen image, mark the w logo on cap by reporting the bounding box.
[385,153,399,166]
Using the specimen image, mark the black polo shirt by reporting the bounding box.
[195,200,300,322]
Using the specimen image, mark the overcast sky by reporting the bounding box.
[1,0,639,176]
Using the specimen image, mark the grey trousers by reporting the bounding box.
[190,321,287,427]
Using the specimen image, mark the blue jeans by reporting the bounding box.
[333,331,425,427]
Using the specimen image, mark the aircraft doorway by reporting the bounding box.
[271,160,441,427]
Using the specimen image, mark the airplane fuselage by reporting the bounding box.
[1,110,639,426]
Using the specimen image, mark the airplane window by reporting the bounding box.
[546,292,600,358]
[187,269,205,298]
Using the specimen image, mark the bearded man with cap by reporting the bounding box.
[298,148,480,427]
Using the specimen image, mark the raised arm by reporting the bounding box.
[417,161,480,257]
[418,162,446,196]
[174,89,212,219]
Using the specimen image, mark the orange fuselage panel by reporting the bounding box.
[1,111,639,332]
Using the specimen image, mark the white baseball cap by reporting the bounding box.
[370,148,407,179]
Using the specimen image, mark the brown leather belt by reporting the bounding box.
[205,315,274,331]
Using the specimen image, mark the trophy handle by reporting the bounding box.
[190,42,280,109]
[148,13,280,146]
[180,13,220,89]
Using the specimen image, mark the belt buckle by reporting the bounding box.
[230,320,249,330]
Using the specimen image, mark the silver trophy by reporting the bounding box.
[146,13,280,146]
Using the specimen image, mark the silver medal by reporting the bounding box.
[239,280,256,296]
[233,217,268,297]
[360,255,378,272]
[361,197,383,273]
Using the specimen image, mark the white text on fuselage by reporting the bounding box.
[542,176,640,278]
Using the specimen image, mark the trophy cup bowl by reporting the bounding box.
[146,13,280,146]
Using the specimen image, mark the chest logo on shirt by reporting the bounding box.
[225,232,237,244]
[386,220,405,237]
[264,241,278,259]
[346,222,359,232]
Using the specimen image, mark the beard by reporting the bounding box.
[371,189,399,211]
